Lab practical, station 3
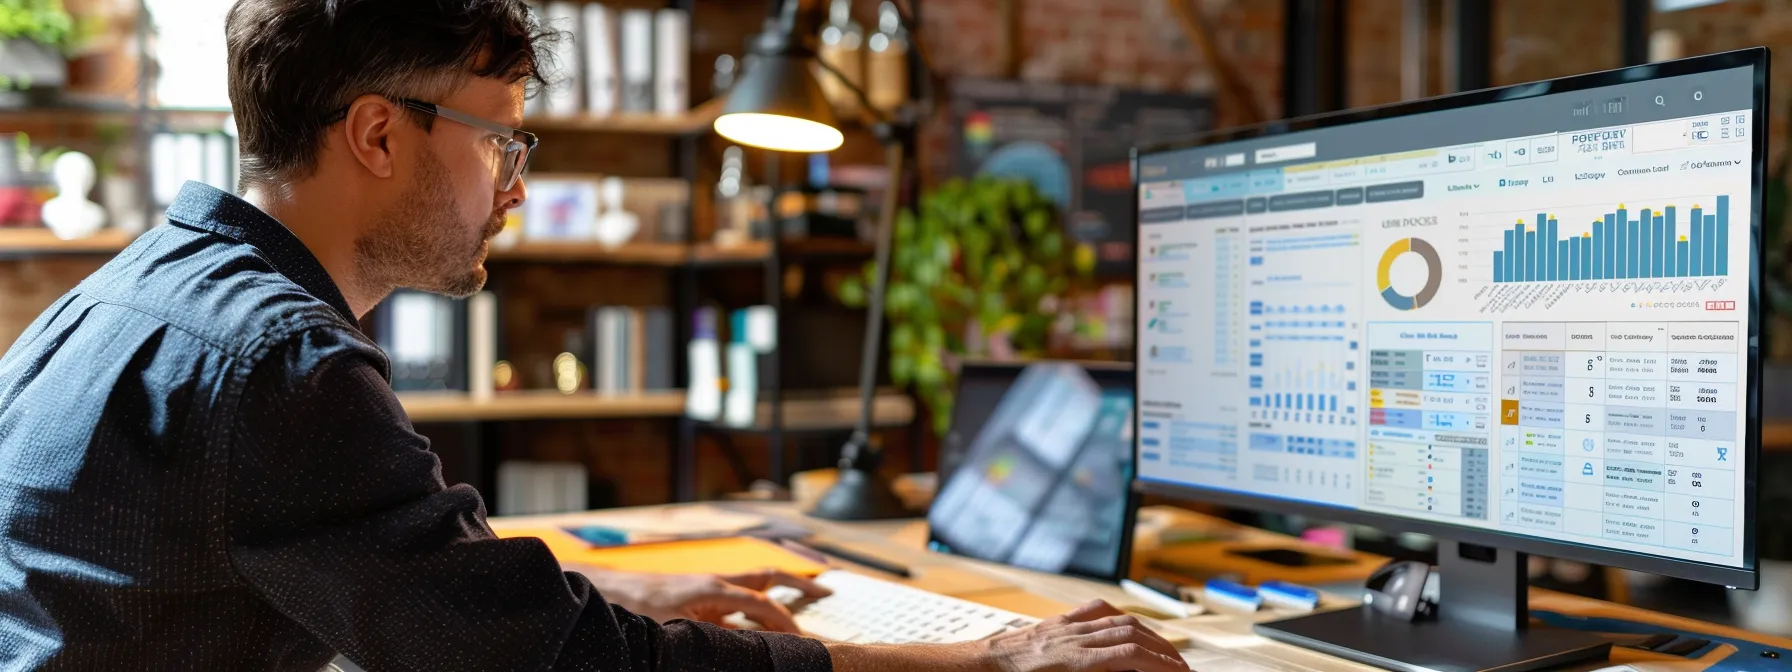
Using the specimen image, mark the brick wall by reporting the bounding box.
[911,0,1285,181]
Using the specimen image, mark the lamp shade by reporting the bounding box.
[714,53,844,153]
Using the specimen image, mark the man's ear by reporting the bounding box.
[341,94,402,179]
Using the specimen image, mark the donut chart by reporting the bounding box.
[1378,238,1442,310]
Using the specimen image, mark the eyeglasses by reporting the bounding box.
[325,98,538,191]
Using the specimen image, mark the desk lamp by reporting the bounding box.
[714,0,922,520]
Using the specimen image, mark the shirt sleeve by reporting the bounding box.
[222,325,832,672]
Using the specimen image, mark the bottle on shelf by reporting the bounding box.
[816,0,864,119]
[865,1,908,116]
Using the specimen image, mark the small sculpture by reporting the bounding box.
[593,177,640,247]
[42,152,106,241]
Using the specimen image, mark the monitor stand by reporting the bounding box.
[1254,540,1612,672]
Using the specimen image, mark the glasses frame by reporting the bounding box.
[325,97,539,191]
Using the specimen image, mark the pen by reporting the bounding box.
[796,540,913,578]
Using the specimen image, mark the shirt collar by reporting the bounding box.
[165,181,357,324]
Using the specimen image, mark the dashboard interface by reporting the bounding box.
[1136,66,1755,570]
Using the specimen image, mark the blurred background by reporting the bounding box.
[2,0,1789,634]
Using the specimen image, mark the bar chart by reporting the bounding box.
[1490,195,1732,283]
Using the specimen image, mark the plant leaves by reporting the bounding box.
[890,351,915,386]
[836,277,867,307]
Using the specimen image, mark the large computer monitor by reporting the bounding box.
[1132,49,1764,672]
[928,361,1136,582]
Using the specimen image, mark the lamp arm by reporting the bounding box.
[810,56,891,127]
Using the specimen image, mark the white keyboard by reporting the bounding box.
[768,570,1040,644]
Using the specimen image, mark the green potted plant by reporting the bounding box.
[0,0,77,95]
[836,176,1095,435]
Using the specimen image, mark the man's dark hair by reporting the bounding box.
[226,0,554,189]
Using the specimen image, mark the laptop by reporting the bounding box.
[927,361,1137,583]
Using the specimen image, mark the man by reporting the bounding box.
[0,1,1191,671]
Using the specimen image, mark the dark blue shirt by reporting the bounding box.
[0,183,832,672]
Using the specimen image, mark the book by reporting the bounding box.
[723,341,757,427]
[618,9,655,113]
[685,307,722,420]
[653,9,689,115]
[629,307,647,392]
[544,2,584,115]
[643,307,674,391]
[582,3,619,116]
[468,291,497,400]
[376,291,468,392]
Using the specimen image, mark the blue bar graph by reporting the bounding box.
[1640,209,1653,278]
[1690,205,1703,276]
[1512,222,1526,283]
[1491,196,1734,283]
[1629,219,1642,279]
[1612,214,1627,279]
[1652,213,1664,278]
[1568,238,1580,281]
[1717,195,1730,275]
[1525,228,1537,282]
[1616,207,1629,279]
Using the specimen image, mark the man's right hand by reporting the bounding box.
[826,600,1191,672]
[975,600,1189,672]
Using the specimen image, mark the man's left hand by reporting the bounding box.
[573,567,832,634]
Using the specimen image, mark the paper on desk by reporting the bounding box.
[565,505,767,539]
[496,528,828,577]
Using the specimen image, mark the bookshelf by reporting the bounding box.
[398,389,686,424]
[487,240,691,265]
[0,0,916,508]
[0,228,135,255]
[695,389,915,433]
[523,98,726,135]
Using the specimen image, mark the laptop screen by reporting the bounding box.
[927,362,1136,582]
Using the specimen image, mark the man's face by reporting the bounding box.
[357,77,527,298]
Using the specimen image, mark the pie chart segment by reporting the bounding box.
[1378,237,1442,311]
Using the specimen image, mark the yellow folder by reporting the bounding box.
[496,527,828,577]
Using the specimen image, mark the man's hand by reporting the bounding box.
[572,566,831,634]
[827,600,1190,672]
[977,600,1188,672]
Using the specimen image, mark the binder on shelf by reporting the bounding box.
[544,2,584,116]
[722,341,757,427]
[643,307,674,391]
[686,306,722,420]
[582,3,619,116]
[653,9,689,115]
[618,9,656,114]
[468,291,498,400]
[375,291,469,392]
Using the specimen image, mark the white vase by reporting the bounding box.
[1728,559,1792,637]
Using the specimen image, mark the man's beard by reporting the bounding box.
[355,147,504,299]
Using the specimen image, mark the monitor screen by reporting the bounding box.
[1134,54,1760,585]
[928,362,1136,582]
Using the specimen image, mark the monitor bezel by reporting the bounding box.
[929,360,1140,585]
[1129,48,1766,590]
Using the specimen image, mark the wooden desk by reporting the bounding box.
[491,504,1791,672]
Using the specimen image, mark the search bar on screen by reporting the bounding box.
[1255,143,1318,164]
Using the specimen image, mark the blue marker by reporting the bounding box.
[1259,581,1321,612]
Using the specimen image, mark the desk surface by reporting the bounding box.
[490,504,1790,672]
